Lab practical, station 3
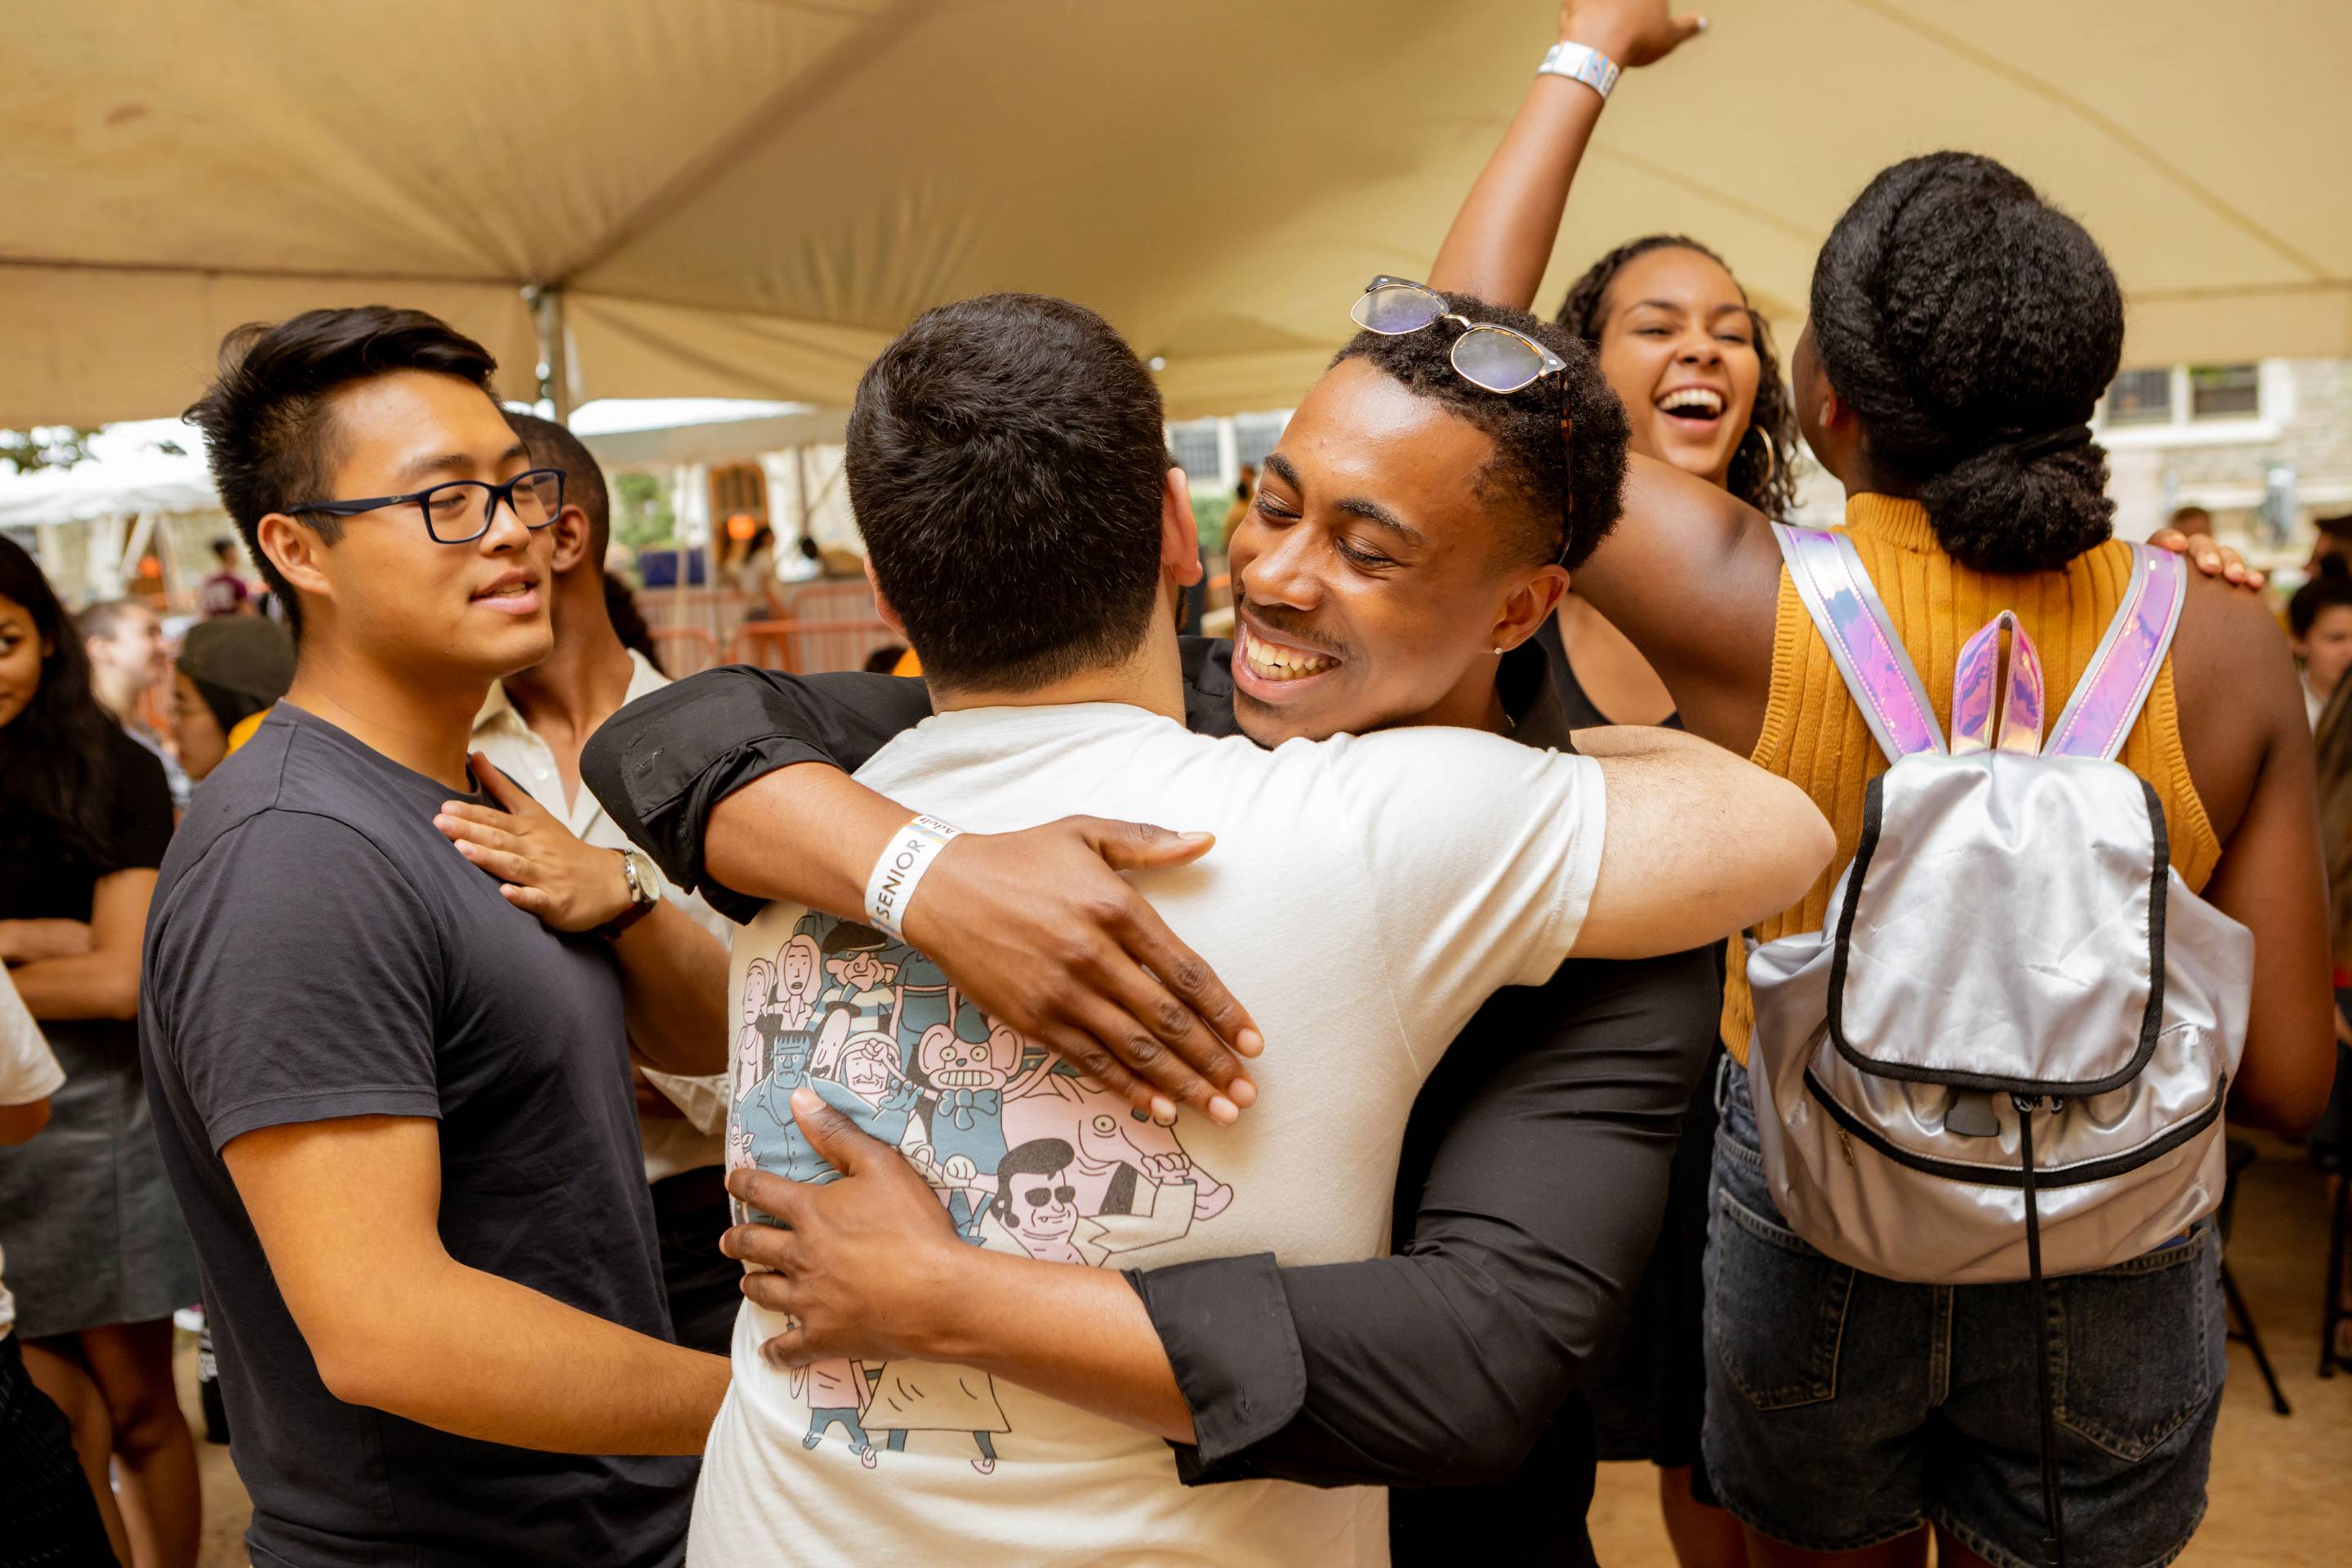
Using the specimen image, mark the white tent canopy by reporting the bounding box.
[7,0,2347,428]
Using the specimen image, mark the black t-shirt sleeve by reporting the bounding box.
[1133,946,1722,1488]
[95,728,174,874]
[150,810,443,1152]
[581,667,935,924]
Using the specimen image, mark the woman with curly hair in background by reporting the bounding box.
[1423,7,1784,1561]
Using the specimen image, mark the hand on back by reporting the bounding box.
[902,817,1264,1125]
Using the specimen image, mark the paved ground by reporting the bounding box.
[185,1133,2350,1566]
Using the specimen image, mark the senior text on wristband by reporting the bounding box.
[865,813,963,941]
[1537,39,1621,100]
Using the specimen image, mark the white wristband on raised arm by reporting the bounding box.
[1537,39,1621,100]
[864,814,963,941]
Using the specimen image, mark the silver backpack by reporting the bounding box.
[1747,528,2250,1282]
[1744,529,2250,1563]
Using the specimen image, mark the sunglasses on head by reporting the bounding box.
[1350,277,1570,394]
[1348,276,1579,558]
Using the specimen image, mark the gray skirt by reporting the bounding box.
[0,1020,200,1340]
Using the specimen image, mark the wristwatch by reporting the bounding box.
[1537,39,1621,100]
[599,848,663,940]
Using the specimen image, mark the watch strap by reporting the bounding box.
[599,849,659,941]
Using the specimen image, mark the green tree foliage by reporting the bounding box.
[611,470,676,550]
[0,425,100,474]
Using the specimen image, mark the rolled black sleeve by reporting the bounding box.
[581,667,933,924]
[1134,945,1722,1489]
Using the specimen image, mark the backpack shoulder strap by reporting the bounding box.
[2045,545,2188,761]
[1774,525,1946,762]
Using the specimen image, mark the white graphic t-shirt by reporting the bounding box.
[689,702,1606,1567]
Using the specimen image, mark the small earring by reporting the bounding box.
[1491,645,1505,656]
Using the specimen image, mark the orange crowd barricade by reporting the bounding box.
[648,626,721,679]
[729,618,897,675]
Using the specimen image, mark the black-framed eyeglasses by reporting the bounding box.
[1349,277,1579,556]
[285,467,567,545]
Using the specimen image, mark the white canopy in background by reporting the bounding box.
[7,0,2347,428]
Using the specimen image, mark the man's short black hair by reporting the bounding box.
[1332,292,1628,570]
[845,293,1169,691]
[183,305,500,633]
[2292,560,2352,639]
[505,412,612,564]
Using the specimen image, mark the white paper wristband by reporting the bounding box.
[864,814,962,940]
[1537,40,1621,100]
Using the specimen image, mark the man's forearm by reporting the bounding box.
[612,901,733,1076]
[328,1255,730,1454]
[704,762,916,919]
[920,1246,1196,1445]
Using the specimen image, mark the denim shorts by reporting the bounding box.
[1701,1062,2225,1568]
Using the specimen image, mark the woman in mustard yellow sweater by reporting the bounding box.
[1431,6,2333,1566]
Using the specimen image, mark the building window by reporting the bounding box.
[2096,361,2280,443]
[1168,421,1222,483]
[1232,413,1288,474]
[2187,363,2261,421]
[2104,368,2172,425]
[709,463,767,524]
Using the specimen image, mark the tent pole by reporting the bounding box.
[532,285,572,423]
[795,445,813,548]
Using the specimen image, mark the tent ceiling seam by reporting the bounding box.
[0,256,523,290]
[1846,0,2332,279]
[550,0,944,290]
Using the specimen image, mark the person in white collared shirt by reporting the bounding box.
[452,414,740,1354]
[2291,564,2352,733]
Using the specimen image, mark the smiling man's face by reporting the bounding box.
[290,370,554,688]
[1226,358,1560,746]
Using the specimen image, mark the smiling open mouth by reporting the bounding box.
[1656,387,1726,423]
[1238,623,1340,684]
[933,1069,996,1087]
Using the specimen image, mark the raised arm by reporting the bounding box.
[226,1114,728,1452]
[1428,2,1710,309]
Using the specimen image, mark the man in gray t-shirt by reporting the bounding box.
[144,704,696,1565]
[145,305,732,1567]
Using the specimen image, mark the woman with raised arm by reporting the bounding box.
[1426,7,2331,1566]
[0,538,202,1568]
[1424,10,1782,1561]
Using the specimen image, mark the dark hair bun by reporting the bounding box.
[1918,439,2114,576]
[1811,153,2124,575]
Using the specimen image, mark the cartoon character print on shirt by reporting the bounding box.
[907,1018,1054,1240]
[733,956,775,1107]
[731,911,1234,1472]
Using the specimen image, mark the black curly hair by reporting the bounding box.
[1809,153,2124,575]
[1333,292,1628,571]
[1553,234,1799,522]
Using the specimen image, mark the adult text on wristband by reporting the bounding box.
[865,814,963,941]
